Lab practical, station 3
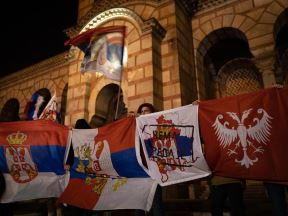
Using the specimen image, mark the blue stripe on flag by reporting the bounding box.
[0,145,65,174]
[0,147,8,172]
[175,136,194,157]
[30,146,66,174]
[145,135,194,158]
[111,148,148,177]
[70,148,149,179]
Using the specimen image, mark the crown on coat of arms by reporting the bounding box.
[6,131,27,145]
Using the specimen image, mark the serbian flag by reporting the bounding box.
[38,93,58,122]
[58,117,157,211]
[136,104,211,186]
[66,26,126,81]
[199,87,288,181]
[0,120,70,203]
[24,93,45,120]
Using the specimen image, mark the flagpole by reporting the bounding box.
[114,27,126,121]
[66,25,126,121]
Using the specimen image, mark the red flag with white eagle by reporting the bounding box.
[199,87,288,181]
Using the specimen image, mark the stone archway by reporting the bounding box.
[66,4,165,126]
[94,83,127,124]
[0,89,24,115]
[0,98,20,122]
[274,8,288,84]
[196,27,253,99]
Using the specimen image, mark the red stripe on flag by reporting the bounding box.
[0,120,69,147]
[65,26,126,46]
[95,117,136,153]
[106,36,123,44]
[58,178,102,210]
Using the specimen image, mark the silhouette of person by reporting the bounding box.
[0,98,20,216]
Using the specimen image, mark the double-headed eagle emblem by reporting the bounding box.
[213,108,272,168]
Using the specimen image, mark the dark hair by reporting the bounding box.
[89,114,105,128]
[0,171,5,198]
[0,98,20,122]
[75,119,91,129]
[137,103,155,114]
[67,119,91,166]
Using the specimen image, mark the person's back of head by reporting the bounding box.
[0,171,5,198]
[75,119,91,129]
[137,103,155,115]
[89,115,105,128]
[0,98,20,122]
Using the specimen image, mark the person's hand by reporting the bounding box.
[272,84,284,88]
[192,100,200,105]
[64,164,70,171]
[127,111,139,117]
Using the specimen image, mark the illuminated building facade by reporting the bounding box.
[0,0,287,213]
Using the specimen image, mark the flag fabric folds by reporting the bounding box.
[38,93,58,122]
[58,117,157,211]
[24,93,45,120]
[199,87,288,182]
[66,26,126,81]
[136,104,211,186]
[0,120,70,203]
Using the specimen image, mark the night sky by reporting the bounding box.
[0,0,78,78]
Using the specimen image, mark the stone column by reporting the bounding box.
[65,50,91,126]
[252,48,276,88]
[140,18,166,111]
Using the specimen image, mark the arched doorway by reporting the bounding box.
[197,27,256,99]
[0,98,20,122]
[94,83,127,125]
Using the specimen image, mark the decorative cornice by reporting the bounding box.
[65,0,236,37]
[65,7,166,61]
[195,0,235,13]
[180,0,199,17]
[65,0,162,38]
[142,18,166,39]
[80,8,144,34]
[0,52,70,88]
[66,6,166,40]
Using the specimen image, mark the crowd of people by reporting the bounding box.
[0,91,287,216]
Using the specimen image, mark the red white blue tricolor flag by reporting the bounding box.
[136,104,211,186]
[66,26,126,81]
[0,120,70,203]
[58,117,157,211]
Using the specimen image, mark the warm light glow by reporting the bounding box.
[122,46,128,66]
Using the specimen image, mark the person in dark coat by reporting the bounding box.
[0,98,20,216]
